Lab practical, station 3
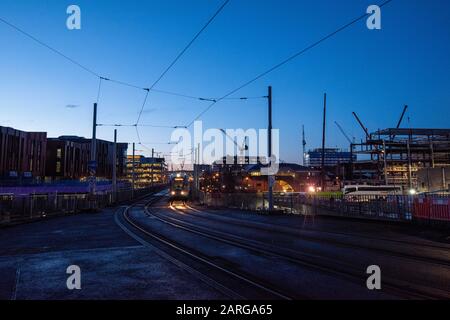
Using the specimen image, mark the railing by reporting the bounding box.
[0,184,166,226]
[0,181,131,195]
[199,191,450,226]
[281,193,450,226]
[287,194,414,221]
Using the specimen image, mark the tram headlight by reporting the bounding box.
[181,191,185,195]
[171,191,175,195]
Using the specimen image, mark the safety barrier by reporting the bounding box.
[413,197,450,222]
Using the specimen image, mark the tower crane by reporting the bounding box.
[334,121,355,144]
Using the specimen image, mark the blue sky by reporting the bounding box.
[0,0,449,163]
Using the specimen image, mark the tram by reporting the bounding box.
[169,174,190,203]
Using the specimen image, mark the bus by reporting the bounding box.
[343,185,403,197]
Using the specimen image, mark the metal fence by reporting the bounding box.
[292,193,450,224]
[199,191,450,226]
[278,194,414,221]
[0,185,166,226]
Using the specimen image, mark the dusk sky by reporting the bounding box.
[1,0,449,163]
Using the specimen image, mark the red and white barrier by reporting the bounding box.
[413,197,450,222]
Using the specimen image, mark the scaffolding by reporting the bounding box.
[350,128,450,189]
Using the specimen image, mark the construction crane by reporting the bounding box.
[396,105,408,129]
[302,125,306,166]
[391,105,408,140]
[352,112,370,139]
[219,129,248,154]
[334,121,354,144]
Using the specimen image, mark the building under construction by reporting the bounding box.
[350,128,450,190]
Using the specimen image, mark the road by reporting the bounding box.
[1,191,449,300]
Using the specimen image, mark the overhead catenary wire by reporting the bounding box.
[133,90,184,152]
[138,142,177,146]
[134,89,150,145]
[0,17,132,93]
[185,0,394,127]
[105,77,147,91]
[2,0,283,159]
[104,79,260,103]
[0,17,100,78]
[138,142,178,145]
[222,96,267,100]
[0,16,167,154]
[0,15,228,102]
[131,82,184,150]
[1,3,262,138]
[97,123,187,129]
[130,0,229,151]
[137,141,154,155]
[1,0,396,153]
[135,0,231,125]
[151,88,214,101]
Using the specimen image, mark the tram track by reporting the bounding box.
[176,204,450,268]
[147,202,450,300]
[186,204,450,251]
[116,194,294,300]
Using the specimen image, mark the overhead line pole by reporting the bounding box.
[89,103,98,202]
[268,86,274,212]
[151,148,154,187]
[132,143,136,199]
[112,129,117,202]
[321,93,327,191]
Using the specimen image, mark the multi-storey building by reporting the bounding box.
[305,148,356,168]
[45,136,128,180]
[126,155,167,188]
[351,128,450,189]
[0,126,47,180]
[1,126,128,182]
[45,137,90,180]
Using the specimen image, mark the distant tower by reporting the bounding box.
[302,125,306,166]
